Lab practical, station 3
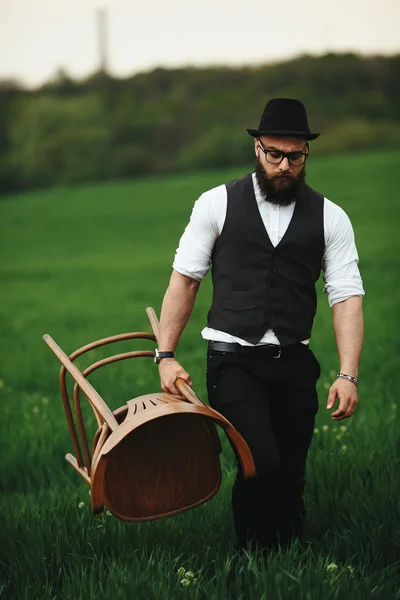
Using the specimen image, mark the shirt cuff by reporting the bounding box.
[172,262,208,281]
[326,289,365,308]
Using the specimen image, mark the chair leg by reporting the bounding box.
[65,453,91,485]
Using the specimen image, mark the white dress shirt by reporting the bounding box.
[173,173,365,346]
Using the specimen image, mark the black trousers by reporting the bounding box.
[206,342,321,550]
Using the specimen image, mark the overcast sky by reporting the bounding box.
[1,0,399,88]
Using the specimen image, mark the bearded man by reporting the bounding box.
[155,98,365,552]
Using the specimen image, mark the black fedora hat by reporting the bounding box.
[247,98,320,140]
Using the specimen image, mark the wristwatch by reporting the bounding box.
[154,348,176,364]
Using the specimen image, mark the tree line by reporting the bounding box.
[0,52,399,193]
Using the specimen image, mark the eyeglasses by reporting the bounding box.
[257,139,308,166]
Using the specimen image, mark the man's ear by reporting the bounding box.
[254,139,259,157]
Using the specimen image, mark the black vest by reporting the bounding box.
[207,173,325,345]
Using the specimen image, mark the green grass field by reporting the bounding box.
[1,151,399,599]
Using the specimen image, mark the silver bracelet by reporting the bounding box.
[336,372,359,387]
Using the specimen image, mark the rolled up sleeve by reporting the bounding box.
[322,199,365,307]
[172,185,226,281]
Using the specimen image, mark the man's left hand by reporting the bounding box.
[326,379,358,420]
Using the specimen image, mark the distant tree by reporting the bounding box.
[40,68,77,97]
[8,94,111,188]
[178,126,251,171]
[1,52,399,193]
[0,81,24,192]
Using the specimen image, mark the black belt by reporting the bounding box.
[208,340,283,358]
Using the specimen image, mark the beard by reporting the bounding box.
[255,156,306,206]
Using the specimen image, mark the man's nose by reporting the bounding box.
[279,157,290,171]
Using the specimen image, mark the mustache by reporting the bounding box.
[271,172,299,181]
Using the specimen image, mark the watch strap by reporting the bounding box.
[154,348,176,364]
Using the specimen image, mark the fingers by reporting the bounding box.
[326,388,337,410]
[331,397,348,420]
[176,372,192,387]
[163,382,180,396]
[160,376,179,395]
[327,380,358,421]
[332,397,358,420]
[159,360,192,396]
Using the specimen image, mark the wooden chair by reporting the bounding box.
[43,307,256,522]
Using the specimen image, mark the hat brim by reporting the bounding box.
[247,128,320,141]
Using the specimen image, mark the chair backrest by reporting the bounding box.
[43,331,156,482]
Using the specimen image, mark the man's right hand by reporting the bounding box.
[158,358,192,396]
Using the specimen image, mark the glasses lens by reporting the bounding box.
[266,151,284,164]
[288,152,306,166]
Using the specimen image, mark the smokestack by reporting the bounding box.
[97,8,108,74]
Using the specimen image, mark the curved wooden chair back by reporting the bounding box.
[43,308,256,521]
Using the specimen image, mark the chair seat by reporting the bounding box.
[103,410,223,521]
[90,391,225,521]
